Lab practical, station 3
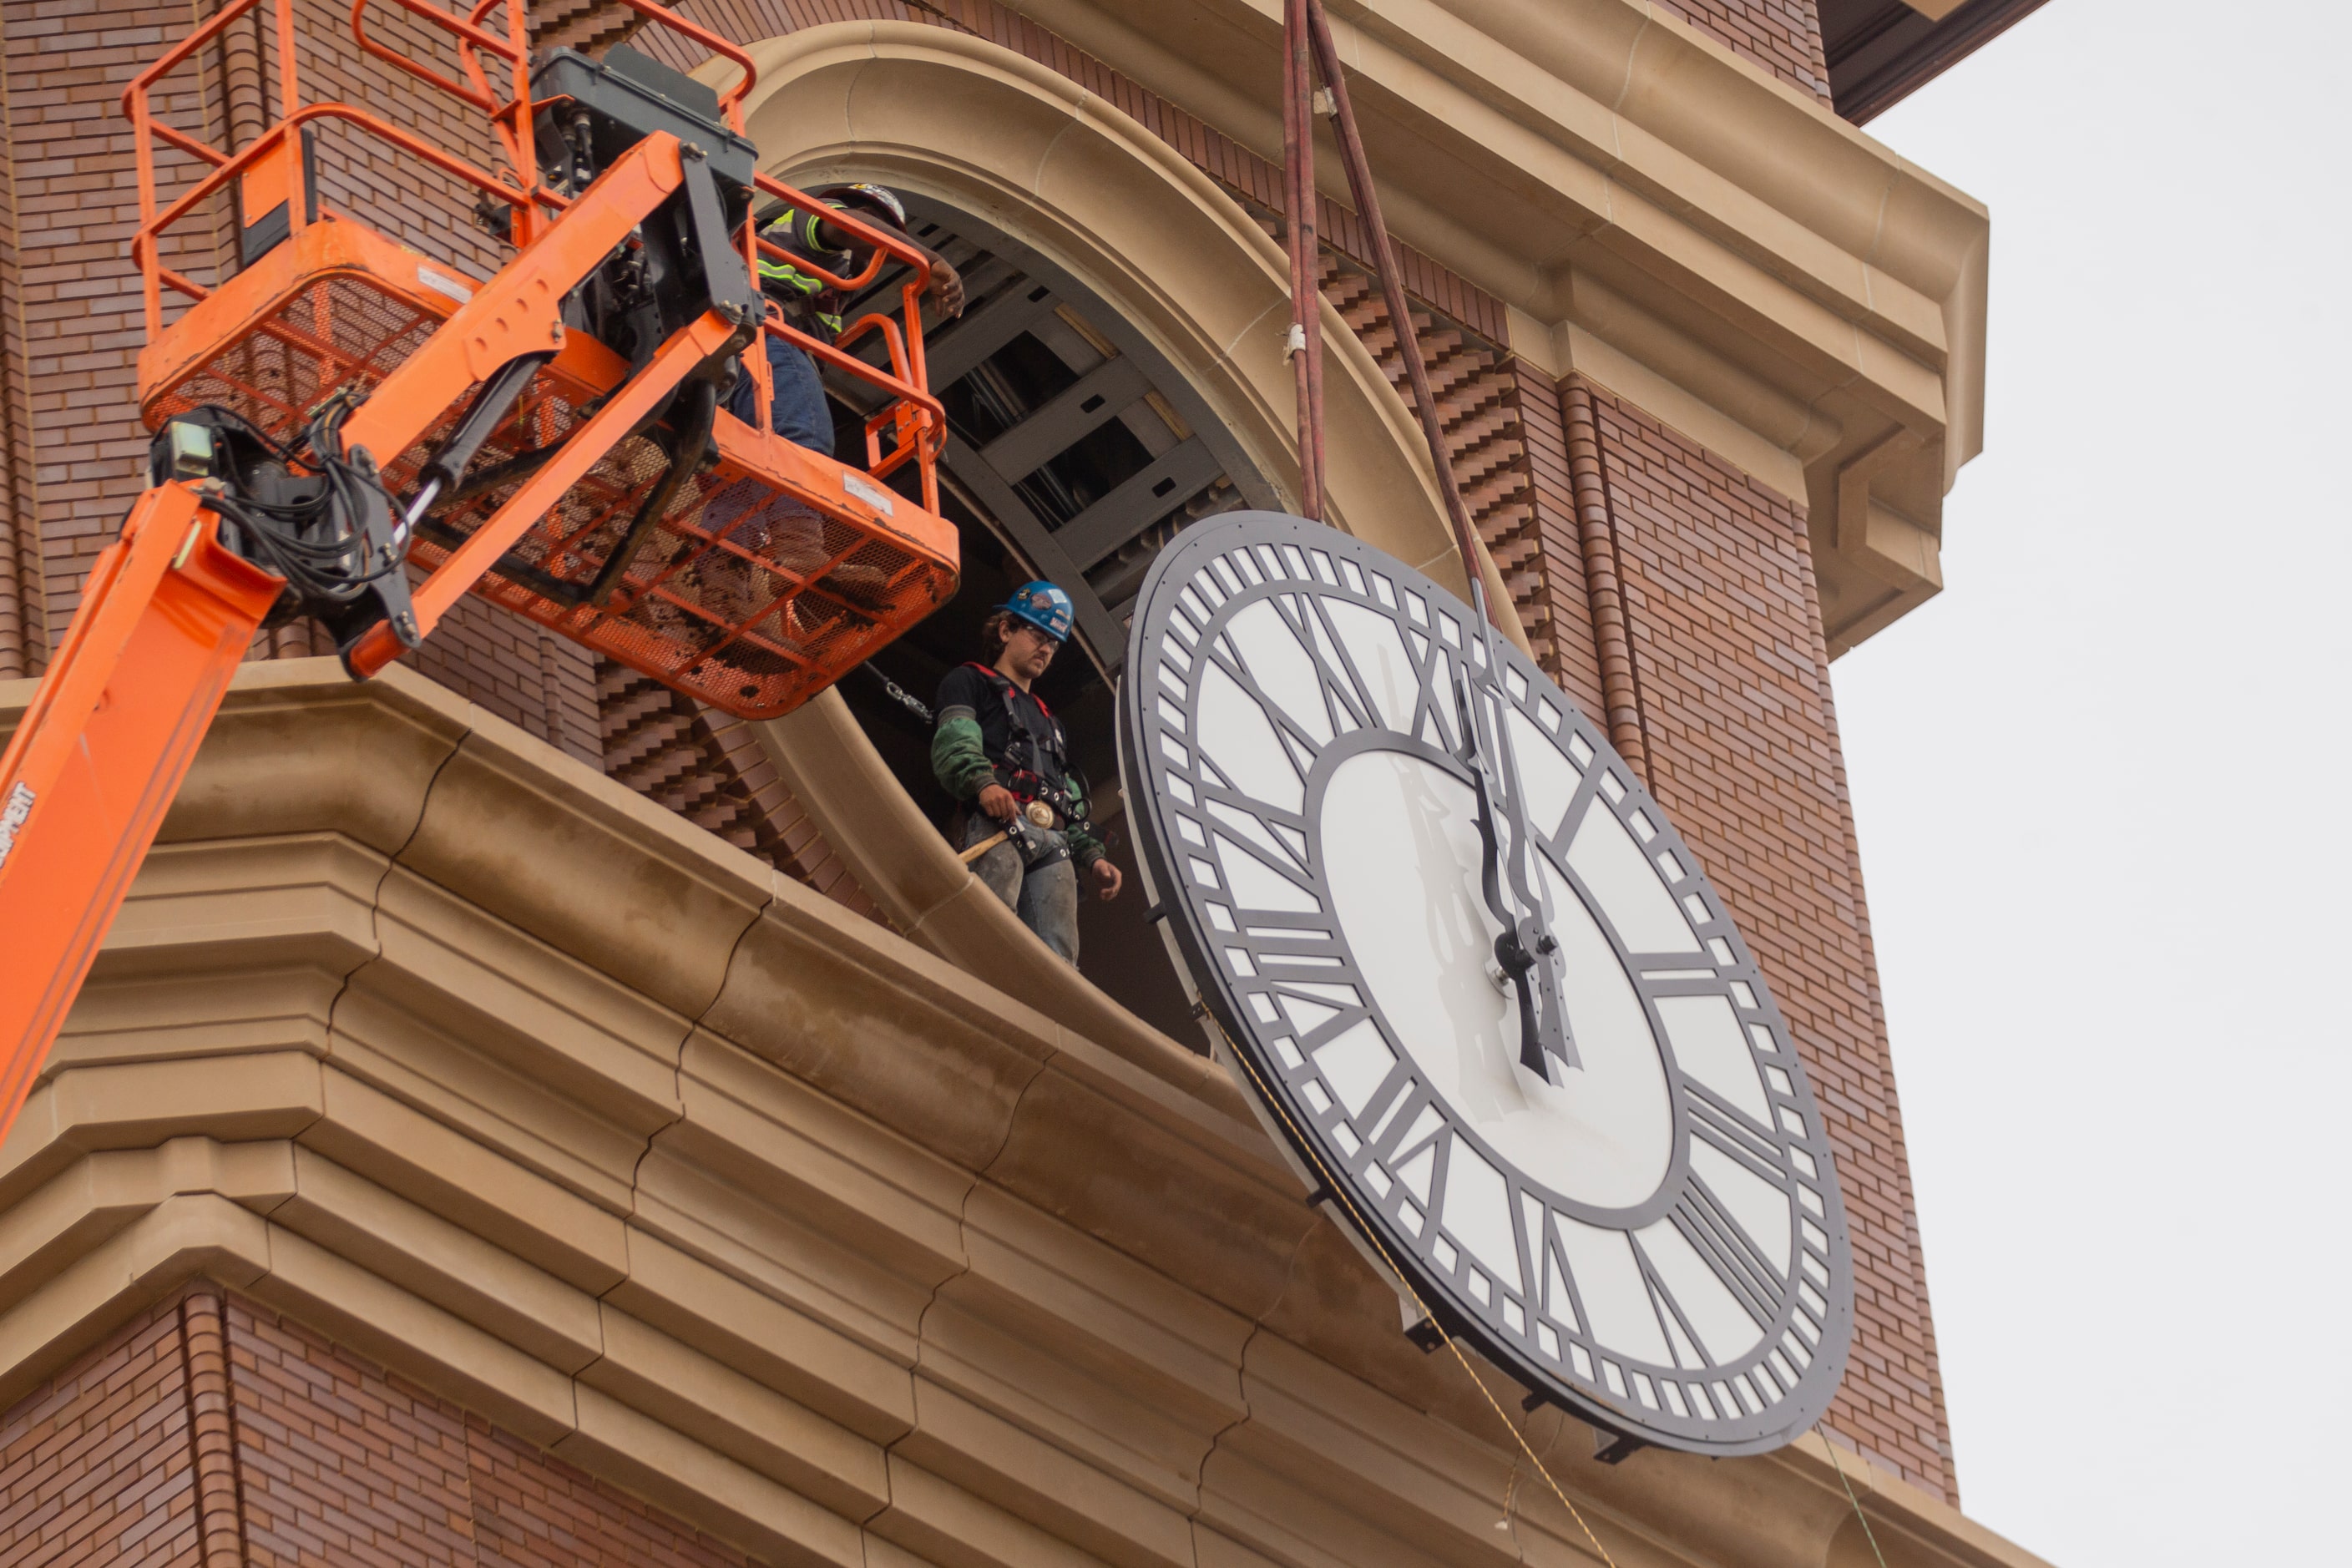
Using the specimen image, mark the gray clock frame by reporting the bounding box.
[1117,512,1855,1455]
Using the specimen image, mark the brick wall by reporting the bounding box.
[0,8,40,683]
[1651,0,1834,99]
[1559,379,1953,1496]
[0,1298,199,1565]
[0,0,203,676]
[0,1287,757,1568]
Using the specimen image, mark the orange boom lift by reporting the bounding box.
[0,0,959,1131]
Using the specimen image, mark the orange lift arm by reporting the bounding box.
[0,492,281,1100]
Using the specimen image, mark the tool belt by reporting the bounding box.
[1000,805,1070,873]
[964,662,1091,841]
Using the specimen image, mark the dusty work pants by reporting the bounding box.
[726,333,835,456]
[962,814,1080,966]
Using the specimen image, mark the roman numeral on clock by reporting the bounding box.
[1671,1181,1786,1327]
[1270,591,1385,737]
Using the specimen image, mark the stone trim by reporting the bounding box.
[611,0,1515,347]
[920,0,1513,342]
[598,660,890,925]
[0,660,2034,1565]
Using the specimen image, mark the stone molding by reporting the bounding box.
[0,663,2047,1568]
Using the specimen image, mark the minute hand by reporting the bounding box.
[1454,655,1579,1081]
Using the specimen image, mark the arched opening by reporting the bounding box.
[803,196,1272,1039]
[735,21,1497,1061]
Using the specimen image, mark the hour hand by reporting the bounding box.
[1454,665,1579,1083]
[1495,910,1576,1081]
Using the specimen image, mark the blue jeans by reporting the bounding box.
[727,331,834,456]
[963,812,1081,966]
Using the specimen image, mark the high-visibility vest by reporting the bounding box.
[756,203,851,338]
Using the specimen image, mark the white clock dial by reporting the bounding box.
[1118,513,1853,1454]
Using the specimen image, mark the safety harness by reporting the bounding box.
[962,661,1090,867]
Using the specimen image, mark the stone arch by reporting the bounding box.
[738,22,1518,1056]
[732,21,1467,569]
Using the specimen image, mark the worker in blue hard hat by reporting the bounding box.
[729,182,965,455]
[930,581,1122,964]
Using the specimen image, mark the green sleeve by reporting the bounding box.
[1064,772,1106,868]
[930,708,995,800]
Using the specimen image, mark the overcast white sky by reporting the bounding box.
[1834,2,2349,1562]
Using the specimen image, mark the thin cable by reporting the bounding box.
[1205,1012,1621,1568]
[180,401,402,606]
[1822,1434,1892,1568]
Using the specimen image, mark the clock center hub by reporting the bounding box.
[1318,746,1675,1212]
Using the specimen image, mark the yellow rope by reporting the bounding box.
[1211,1016,1622,1567]
[1823,1431,1891,1568]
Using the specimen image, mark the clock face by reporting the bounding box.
[1117,513,1853,1454]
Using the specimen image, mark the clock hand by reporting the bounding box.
[1453,653,1579,1082]
[1482,663,1577,1080]
[1453,658,1514,948]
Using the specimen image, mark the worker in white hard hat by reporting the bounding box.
[730,182,965,454]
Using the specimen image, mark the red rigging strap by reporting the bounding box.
[1287,0,1497,633]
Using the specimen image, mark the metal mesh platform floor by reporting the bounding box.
[139,217,957,718]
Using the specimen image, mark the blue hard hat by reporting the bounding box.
[998,580,1074,642]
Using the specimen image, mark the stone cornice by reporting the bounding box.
[1009,0,1986,428]
[0,665,2047,1568]
[993,0,1985,649]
